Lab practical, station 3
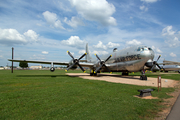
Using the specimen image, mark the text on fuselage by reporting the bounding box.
[115,54,141,62]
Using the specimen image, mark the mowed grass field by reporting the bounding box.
[0,70,179,120]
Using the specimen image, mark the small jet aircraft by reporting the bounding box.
[8,44,164,80]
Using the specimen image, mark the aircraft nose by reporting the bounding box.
[150,50,155,60]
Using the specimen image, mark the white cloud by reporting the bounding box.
[139,5,148,11]
[140,0,158,3]
[92,50,108,55]
[165,37,180,47]
[61,36,86,49]
[42,11,65,29]
[24,30,39,41]
[93,41,107,49]
[152,46,162,53]
[93,41,120,50]
[156,48,162,53]
[126,39,141,46]
[0,28,27,45]
[0,55,3,59]
[170,52,177,57]
[69,0,116,26]
[162,26,180,47]
[107,42,120,48]
[0,28,40,45]
[42,51,48,54]
[30,54,46,60]
[58,1,71,12]
[78,50,86,54]
[162,26,176,36]
[64,16,84,28]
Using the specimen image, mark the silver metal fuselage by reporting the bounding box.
[153,65,180,72]
[162,65,180,71]
[88,45,154,72]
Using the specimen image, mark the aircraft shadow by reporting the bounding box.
[16,75,68,78]
[97,74,141,80]
[69,73,142,80]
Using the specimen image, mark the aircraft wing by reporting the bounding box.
[8,59,94,67]
[159,60,180,65]
[8,59,69,65]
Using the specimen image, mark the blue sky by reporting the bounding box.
[0,0,180,67]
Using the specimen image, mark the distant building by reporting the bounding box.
[4,67,10,70]
[29,65,42,70]
[0,66,4,70]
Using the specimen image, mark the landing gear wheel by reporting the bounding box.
[90,73,93,76]
[122,72,129,76]
[140,76,147,80]
[90,70,97,76]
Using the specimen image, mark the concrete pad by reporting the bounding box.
[66,73,178,88]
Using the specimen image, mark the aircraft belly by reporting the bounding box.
[102,59,146,72]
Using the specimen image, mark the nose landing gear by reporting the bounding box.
[140,69,147,80]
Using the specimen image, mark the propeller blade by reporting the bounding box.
[156,64,162,70]
[67,51,75,60]
[105,55,112,62]
[95,54,101,61]
[94,54,112,74]
[65,63,76,72]
[103,64,111,73]
[77,63,86,73]
[150,65,156,71]
[157,55,161,61]
[66,51,87,72]
[78,53,87,61]
[94,64,103,73]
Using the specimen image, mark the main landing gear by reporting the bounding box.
[90,69,97,76]
[122,72,129,76]
[140,69,147,80]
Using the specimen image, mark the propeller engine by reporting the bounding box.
[145,55,164,71]
[94,54,112,73]
[65,51,87,72]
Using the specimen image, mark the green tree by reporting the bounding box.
[19,62,28,69]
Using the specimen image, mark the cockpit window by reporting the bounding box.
[148,48,152,50]
[137,47,141,51]
[137,47,149,51]
[144,48,148,51]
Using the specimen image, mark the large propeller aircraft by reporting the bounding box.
[8,44,165,80]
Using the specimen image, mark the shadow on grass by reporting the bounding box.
[16,75,68,78]
[67,73,143,80]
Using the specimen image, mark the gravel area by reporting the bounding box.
[66,73,178,88]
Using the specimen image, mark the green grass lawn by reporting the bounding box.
[0,70,179,120]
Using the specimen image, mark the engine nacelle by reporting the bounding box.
[145,59,153,67]
[67,59,77,70]
[67,64,77,70]
[50,67,55,72]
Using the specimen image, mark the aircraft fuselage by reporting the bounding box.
[89,45,154,72]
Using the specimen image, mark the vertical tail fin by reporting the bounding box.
[86,43,92,61]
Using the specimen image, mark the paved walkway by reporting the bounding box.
[66,73,177,88]
[166,94,180,120]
